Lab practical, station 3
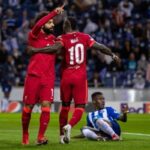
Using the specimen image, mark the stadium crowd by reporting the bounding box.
[1,0,150,88]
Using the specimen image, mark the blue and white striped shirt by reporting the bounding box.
[87,107,120,130]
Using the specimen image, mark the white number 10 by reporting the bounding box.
[68,43,84,65]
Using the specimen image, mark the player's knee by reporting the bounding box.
[82,128,97,140]
[74,105,85,116]
[82,128,90,137]
[75,104,85,108]
[41,106,50,113]
[62,101,71,107]
[41,101,51,107]
[41,101,51,112]
[23,105,33,113]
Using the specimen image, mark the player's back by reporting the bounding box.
[59,31,95,71]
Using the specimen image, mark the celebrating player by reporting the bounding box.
[80,92,128,141]
[28,17,121,144]
[21,6,64,145]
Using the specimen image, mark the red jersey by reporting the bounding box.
[57,32,95,73]
[27,10,57,78]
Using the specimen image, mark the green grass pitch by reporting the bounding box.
[0,113,150,150]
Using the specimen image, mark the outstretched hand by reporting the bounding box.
[112,54,121,65]
[121,105,129,114]
[55,5,64,14]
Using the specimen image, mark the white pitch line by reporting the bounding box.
[0,130,150,137]
[123,132,150,137]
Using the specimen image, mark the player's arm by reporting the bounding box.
[32,7,64,36]
[28,42,63,55]
[91,42,121,64]
[118,112,127,122]
[108,107,127,122]
[118,106,128,122]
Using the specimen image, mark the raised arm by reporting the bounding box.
[118,112,127,122]
[28,42,63,55]
[32,7,64,36]
[118,105,128,122]
[91,42,121,64]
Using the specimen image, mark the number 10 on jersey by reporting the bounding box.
[68,43,84,65]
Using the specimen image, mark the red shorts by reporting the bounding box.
[23,74,54,105]
[60,69,88,105]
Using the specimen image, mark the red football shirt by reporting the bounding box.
[27,10,57,78]
[57,32,95,72]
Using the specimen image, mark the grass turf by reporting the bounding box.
[0,113,150,150]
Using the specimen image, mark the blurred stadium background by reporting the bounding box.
[0,0,150,112]
[0,1,150,150]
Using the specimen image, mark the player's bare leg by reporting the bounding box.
[36,101,51,145]
[22,104,33,145]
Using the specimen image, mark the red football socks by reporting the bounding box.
[59,106,70,135]
[69,107,84,127]
[22,106,32,144]
[38,107,50,140]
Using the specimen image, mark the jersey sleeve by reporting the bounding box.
[31,10,57,37]
[86,35,96,48]
[107,107,120,120]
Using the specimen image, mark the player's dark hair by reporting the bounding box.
[34,11,49,24]
[63,16,78,33]
[67,17,77,30]
[91,92,103,100]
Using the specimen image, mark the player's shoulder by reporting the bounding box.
[91,110,99,116]
[87,111,96,117]
[77,32,90,37]
[47,34,56,42]
[106,107,119,114]
[49,34,56,39]
[28,30,34,38]
[57,34,66,40]
[105,106,114,111]
[78,32,95,42]
[56,35,63,42]
[87,111,92,116]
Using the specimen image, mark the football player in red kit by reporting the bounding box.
[21,7,64,145]
[29,17,120,144]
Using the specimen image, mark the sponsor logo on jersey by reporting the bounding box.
[71,38,79,43]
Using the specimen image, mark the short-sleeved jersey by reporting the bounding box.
[87,107,120,130]
[27,31,56,78]
[57,32,95,73]
[27,10,57,78]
